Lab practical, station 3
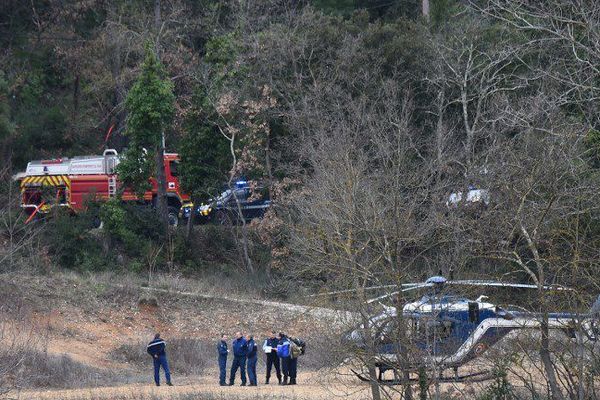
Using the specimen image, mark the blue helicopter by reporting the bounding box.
[341,276,600,384]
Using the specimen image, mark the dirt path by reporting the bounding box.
[130,284,351,321]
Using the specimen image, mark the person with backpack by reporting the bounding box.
[276,332,291,385]
[217,333,229,386]
[229,331,248,386]
[246,334,258,386]
[287,337,305,385]
[263,330,281,384]
[146,333,173,387]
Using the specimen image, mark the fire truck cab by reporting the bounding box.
[16,149,189,226]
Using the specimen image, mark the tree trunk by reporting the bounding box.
[368,365,382,400]
[404,370,413,400]
[185,200,194,239]
[435,90,445,177]
[540,316,564,400]
[360,311,381,400]
[154,0,161,28]
[154,143,169,233]
[418,367,428,400]
[461,87,474,166]
[265,130,273,279]
[234,197,254,274]
[224,127,254,274]
[73,74,79,118]
[151,0,168,234]
[356,279,381,400]
[107,5,126,149]
[154,0,161,58]
[422,0,430,20]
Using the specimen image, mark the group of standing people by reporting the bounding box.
[146,331,303,387]
[218,330,300,386]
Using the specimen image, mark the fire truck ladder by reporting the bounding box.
[108,176,117,198]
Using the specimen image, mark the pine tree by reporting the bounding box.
[118,43,175,232]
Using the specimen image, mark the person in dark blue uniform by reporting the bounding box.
[229,331,248,386]
[246,334,258,386]
[263,330,281,384]
[217,333,229,386]
[146,333,173,386]
[288,343,298,385]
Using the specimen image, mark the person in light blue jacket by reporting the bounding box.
[276,332,291,385]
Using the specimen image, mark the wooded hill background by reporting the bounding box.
[1,0,600,301]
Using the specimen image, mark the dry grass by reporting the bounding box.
[17,370,372,400]
[0,313,137,394]
[28,392,311,400]
[84,270,268,304]
[2,350,131,389]
[111,339,212,376]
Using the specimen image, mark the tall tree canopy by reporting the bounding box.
[118,43,175,229]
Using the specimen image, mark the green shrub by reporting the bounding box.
[478,362,515,400]
[45,208,112,271]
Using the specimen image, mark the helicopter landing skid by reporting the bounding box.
[351,369,493,384]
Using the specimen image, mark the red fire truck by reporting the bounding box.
[14,149,190,226]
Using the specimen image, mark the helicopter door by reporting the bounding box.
[468,302,480,323]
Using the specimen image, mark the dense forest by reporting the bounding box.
[3,0,600,292]
[2,1,600,397]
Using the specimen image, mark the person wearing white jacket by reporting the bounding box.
[262,331,281,384]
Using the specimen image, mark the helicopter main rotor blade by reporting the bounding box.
[309,277,574,299]
[366,284,432,304]
[446,280,574,291]
[308,283,424,297]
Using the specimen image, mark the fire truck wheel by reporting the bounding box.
[167,206,179,228]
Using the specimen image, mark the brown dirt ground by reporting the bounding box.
[16,371,372,400]
[1,273,371,399]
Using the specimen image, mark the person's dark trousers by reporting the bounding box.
[288,357,298,384]
[280,357,290,384]
[153,354,172,386]
[265,353,281,383]
[219,356,227,385]
[247,356,258,385]
[229,356,247,385]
